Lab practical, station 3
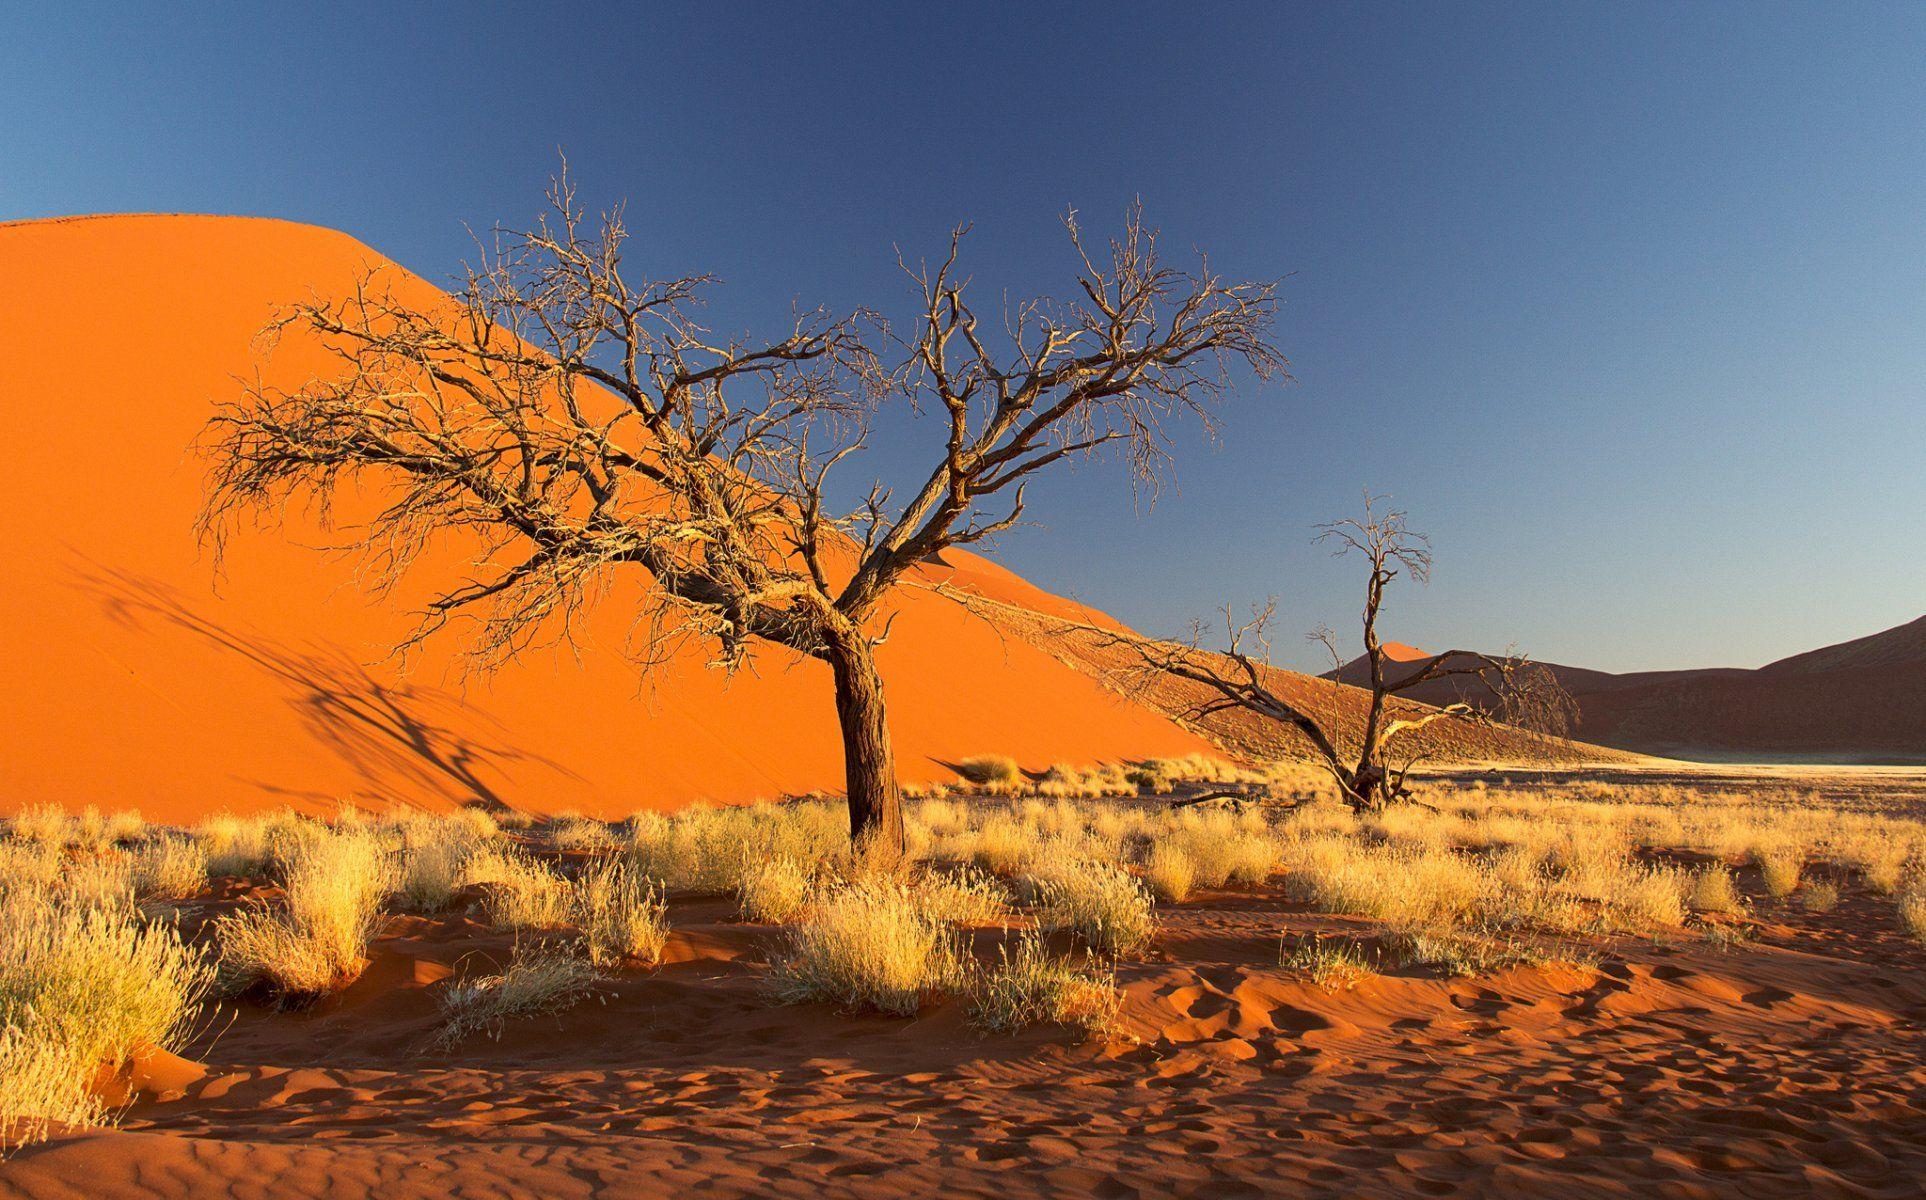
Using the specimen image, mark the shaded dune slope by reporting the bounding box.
[1333,618,1926,762]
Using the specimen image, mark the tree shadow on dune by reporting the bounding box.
[70,562,584,813]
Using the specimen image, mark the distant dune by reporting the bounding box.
[1330,617,1926,763]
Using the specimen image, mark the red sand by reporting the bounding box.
[4,835,1924,1199]
[0,215,1216,822]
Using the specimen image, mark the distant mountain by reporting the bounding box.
[1328,617,1926,764]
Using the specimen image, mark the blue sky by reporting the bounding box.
[8,2,1924,671]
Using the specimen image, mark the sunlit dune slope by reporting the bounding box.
[0,214,1222,821]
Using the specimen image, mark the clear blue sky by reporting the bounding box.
[9,2,1923,672]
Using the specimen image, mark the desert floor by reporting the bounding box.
[4,766,1925,1200]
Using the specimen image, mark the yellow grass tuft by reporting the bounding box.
[1688,865,1745,915]
[436,949,601,1045]
[737,855,815,924]
[1281,934,1376,990]
[972,932,1120,1037]
[132,836,209,903]
[465,846,572,930]
[215,826,393,1002]
[914,867,1010,925]
[768,879,966,1015]
[1031,860,1157,956]
[955,755,1024,789]
[1143,842,1197,902]
[0,887,214,1154]
[1757,851,1803,899]
[573,861,669,967]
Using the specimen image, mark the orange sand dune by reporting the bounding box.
[0,214,1216,821]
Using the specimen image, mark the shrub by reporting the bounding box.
[436,949,600,1045]
[1032,860,1156,956]
[1688,865,1745,915]
[573,861,668,967]
[215,826,394,1002]
[737,855,814,924]
[768,880,966,1015]
[972,932,1120,1036]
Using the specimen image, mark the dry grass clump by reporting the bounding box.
[738,855,815,924]
[573,861,668,967]
[553,817,620,855]
[1282,839,1486,930]
[955,755,1025,789]
[0,886,215,1153]
[972,932,1119,1037]
[1757,851,1803,899]
[435,949,600,1045]
[131,836,209,903]
[1031,860,1156,956]
[464,847,571,930]
[1281,934,1376,990]
[1897,888,1926,944]
[388,812,501,914]
[768,879,967,1015]
[6,806,146,853]
[0,890,215,1068]
[0,1025,104,1155]
[1799,880,1840,913]
[1159,808,1277,889]
[199,812,286,878]
[1033,763,1137,799]
[63,856,137,913]
[1688,865,1745,915]
[215,826,394,1002]
[1143,842,1197,902]
[914,867,1009,925]
[1385,928,1552,977]
[629,801,845,895]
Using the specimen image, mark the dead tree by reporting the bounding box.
[1116,497,1545,812]
[199,171,1286,865]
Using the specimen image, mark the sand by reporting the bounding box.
[4,793,1924,1198]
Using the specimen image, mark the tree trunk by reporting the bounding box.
[823,628,905,869]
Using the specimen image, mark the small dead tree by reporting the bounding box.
[199,171,1286,865]
[1119,497,1548,812]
